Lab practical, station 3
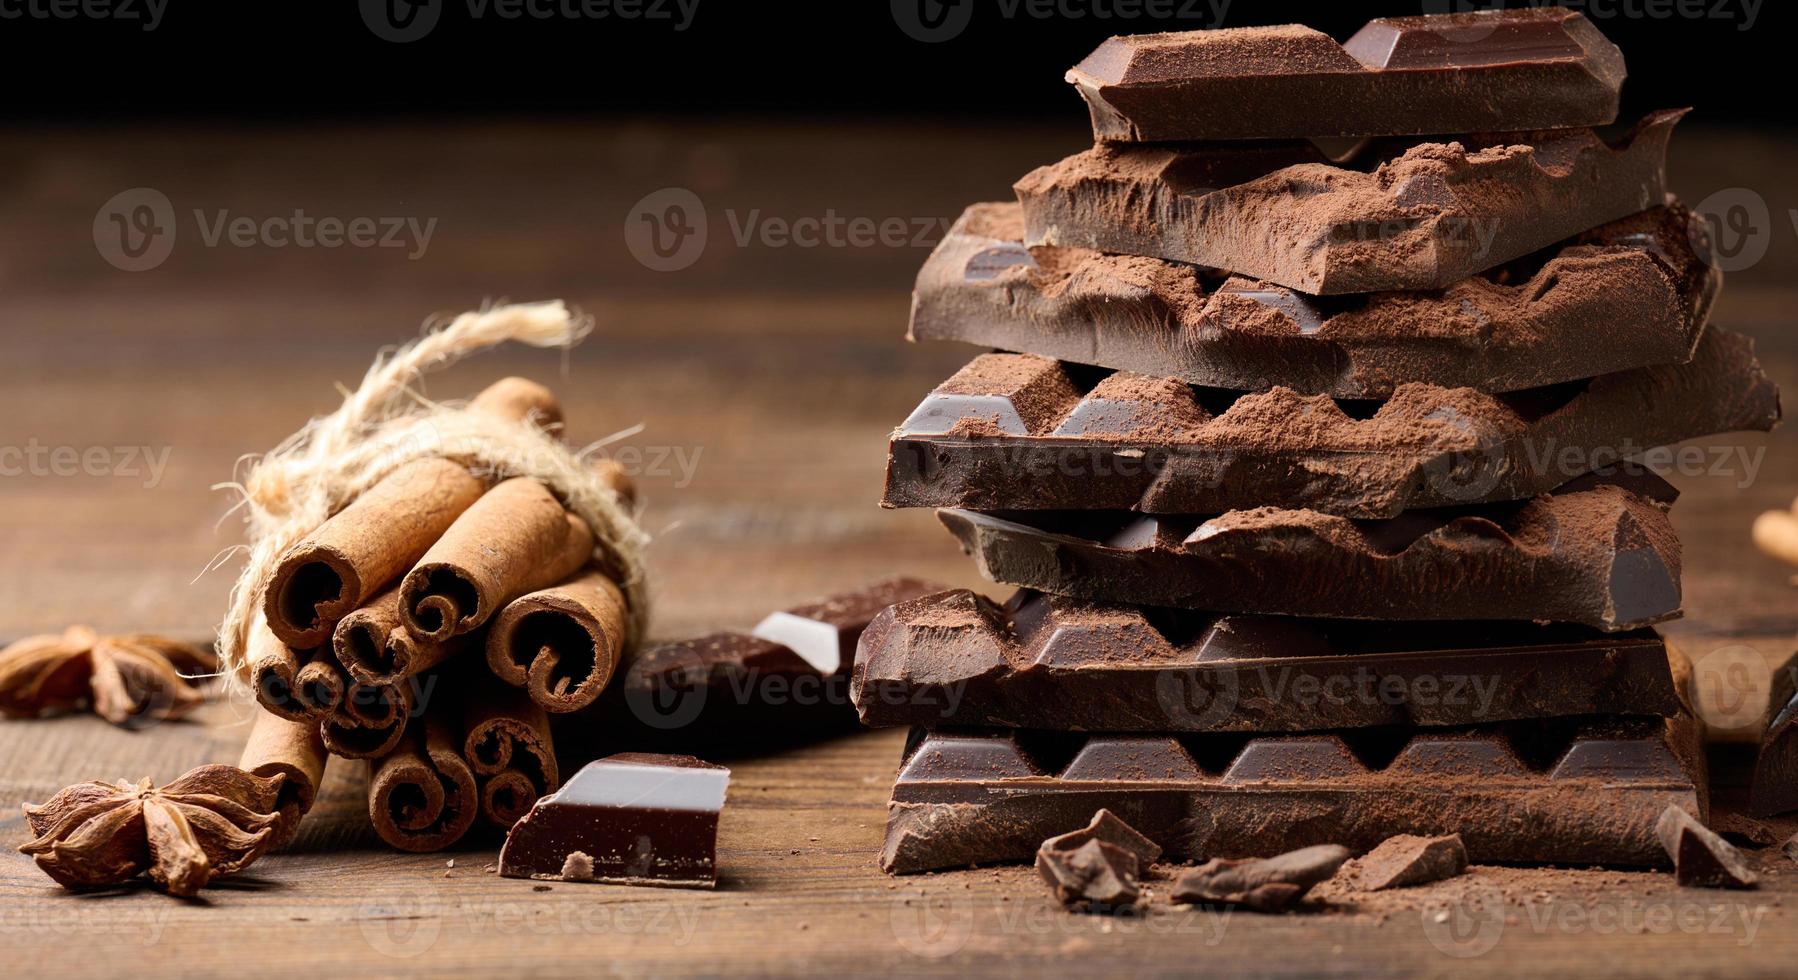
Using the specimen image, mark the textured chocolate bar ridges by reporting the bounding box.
[881,718,1702,873]
[852,588,1683,731]
[1014,112,1681,294]
[882,327,1780,518]
[1069,9,1624,142]
[933,473,1681,630]
[911,200,1718,398]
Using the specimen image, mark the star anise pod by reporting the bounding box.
[0,627,215,727]
[20,764,286,897]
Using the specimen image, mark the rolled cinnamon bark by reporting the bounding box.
[248,613,338,721]
[399,478,595,642]
[321,678,414,760]
[462,686,559,829]
[238,705,328,851]
[367,714,479,852]
[333,585,473,687]
[469,376,564,436]
[485,570,627,713]
[591,458,637,511]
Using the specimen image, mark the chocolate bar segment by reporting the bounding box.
[1015,112,1680,294]
[881,718,1702,873]
[499,753,729,888]
[883,327,1780,518]
[852,589,1684,732]
[1750,650,1798,817]
[934,474,1682,630]
[912,201,1718,398]
[1070,9,1624,142]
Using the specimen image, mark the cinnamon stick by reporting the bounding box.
[321,677,415,760]
[486,569,627,713]
[399,478,595,642]
[333,584,472,687]
[468,376,564,436]
[248,612,338,721]
[367,713,479,852]
[461,685,559,829]
[238,705,328,850]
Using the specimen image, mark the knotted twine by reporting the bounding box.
[212,301,649,682]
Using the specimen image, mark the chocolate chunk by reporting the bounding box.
[880,717,1703,873]
[934,475,1680,631]
[1069,10,1623,142]
[911,201,1718,398]
[1353,834,1469,890]
[1041,808,1162,864]
[1783,833,1798,865]
[499,753,729,888]
[884,328,1780,518]
[1170,845,1351,912]
[852,589,1684,732]
[1014,112,1679,294]
[1749,650,1798,817]
[1036,838,1141,909]
[1656,805,1757,889]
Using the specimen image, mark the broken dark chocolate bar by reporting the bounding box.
[499,753,729,888]
[1351,834,1468,891]
[1014,111,1680,294]
[1655,804,1757,889]
[1037,838,1141,909]
[882,327,1780,518]
[911,201,1718,398]
[852,589,1684,732]
[1069,9,1624,142]
[601,577,946,745]
[1749,649,1798,817]
[881,717,1704,873]
[934,472,1682,631]
[1170,844,1351,912]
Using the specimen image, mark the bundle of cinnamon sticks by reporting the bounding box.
[245,378,636,851]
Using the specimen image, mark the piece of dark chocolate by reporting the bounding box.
[1749,650,1798,817]
[880,717,1704,873]
[911,201,1718,398]
[852,589,1684,732]
[1170,844,1351,912]
[1069,9,1624,142]
[882,327,1780,518]
[499,753,729,888]
[1352,834,1468,891]
[1041,808,1162,865]
[1655,804,1757,889]
[1014,112,1680,294]
[934,473,1682,631]
[1036,838,1141,909]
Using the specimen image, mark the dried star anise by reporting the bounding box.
[20,764,286,897]
[0,627,214,727]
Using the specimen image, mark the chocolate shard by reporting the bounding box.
[1170,844,1352,912]
[1036,838,1141,909]
[499,753,729,888]
[911,201,1717,398]
[1655,805,1757,889]
[933,473,1682,631]
[599,577,948,746]
[1069,9,1624,142]
[883,327,1780,518]
[1041,808,1163,865]
[880,717,1703,873]
[1352,834,1469,890]
[1749,650,1798,817]
[1014,112,1680,294]
[852,588,1685,732]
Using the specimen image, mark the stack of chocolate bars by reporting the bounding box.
[853,9,1782,874]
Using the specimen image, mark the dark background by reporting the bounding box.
[1,0,1784,124]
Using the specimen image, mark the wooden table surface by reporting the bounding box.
[2,120,1796,978]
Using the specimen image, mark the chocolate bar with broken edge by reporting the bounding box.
[1068,9,1624,142]
[882,327,1780,519]
[932,470,1681,631]
[852,587,1684,732]
[595,577,948,743]
[1749,649,1798,817]
[880,716,1704,873]
[1014,111,1680,295]
[910,200,1718,398]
